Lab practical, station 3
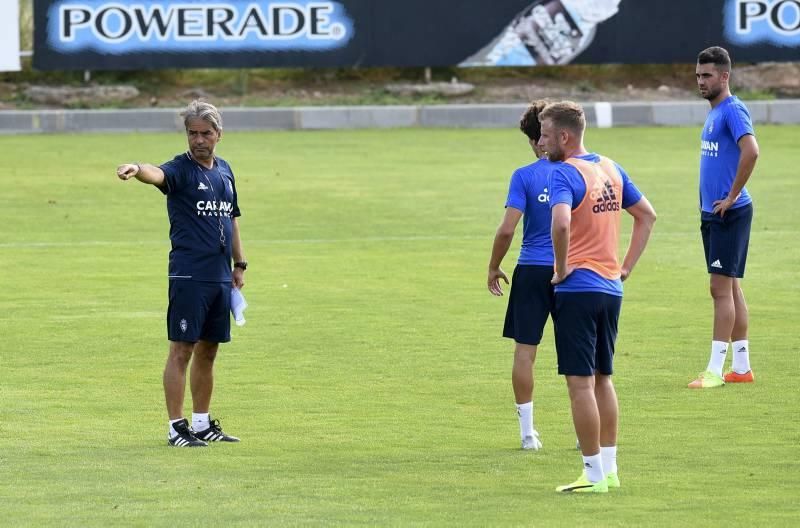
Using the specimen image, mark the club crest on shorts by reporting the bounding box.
[180,319,188,333]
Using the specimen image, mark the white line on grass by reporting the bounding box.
[0,230,792,249]
[0,235,484,248]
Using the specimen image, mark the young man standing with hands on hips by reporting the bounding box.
[539,101,656,493]
[689,46,759,389]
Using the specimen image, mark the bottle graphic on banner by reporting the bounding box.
[460,0,622,66]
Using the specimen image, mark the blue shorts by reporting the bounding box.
[701,203,752,278]
[167,280,231,343]
[553,292,621,376]
[503,265,555,346]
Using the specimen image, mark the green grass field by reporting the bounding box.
[1,125,798,526]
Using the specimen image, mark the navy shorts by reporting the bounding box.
[503,265,555,346]
[701,203,752,278]
[553,292,622,376]
[167,280,231,343]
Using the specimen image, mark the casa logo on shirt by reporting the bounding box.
[590,180,620,214]
[196,200,234,217]
[701,140,720,158]
[701,117,719,157]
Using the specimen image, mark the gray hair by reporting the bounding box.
[181,100,223,133]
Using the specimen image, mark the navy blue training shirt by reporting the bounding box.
[159,152,241,282]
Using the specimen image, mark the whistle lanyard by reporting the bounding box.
[192,154,227,252]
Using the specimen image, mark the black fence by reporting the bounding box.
[33,0,800,70]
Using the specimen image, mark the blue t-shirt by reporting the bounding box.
[158,152,241,282]
[549,153,643,296]
[699,95,754,213]
[505,159,556,266]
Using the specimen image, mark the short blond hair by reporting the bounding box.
[181,100,223,133]
[540,101,585,136]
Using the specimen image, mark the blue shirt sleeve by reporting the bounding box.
[549,165,585,209]
[159,157,193,195]
[615,163,644,209]
[505,169,527,212]
[726,102,755,143]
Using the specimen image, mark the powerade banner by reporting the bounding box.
[34,0,800,70]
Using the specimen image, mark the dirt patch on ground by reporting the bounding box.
[0,78,700,109]
[1,62,796,109]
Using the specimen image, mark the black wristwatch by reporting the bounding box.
[234,261,248,271]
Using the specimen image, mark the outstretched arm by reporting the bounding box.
[116,163,166,188]
[487,207,522,296]
[620,196,657,281]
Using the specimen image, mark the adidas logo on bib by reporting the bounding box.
[591,180,620,214]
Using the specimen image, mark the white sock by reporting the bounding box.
[516,402,534,439]
[706,340,729,377]
[168,418,185,439]
[582,453,604,483]
[731,339,751,374]
[601,446,617,475]
[192,412,210,432]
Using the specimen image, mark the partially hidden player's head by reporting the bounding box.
[181,100,223,163]
[519,99,549,159]
[538,101,586,162]
[696,46,731,102]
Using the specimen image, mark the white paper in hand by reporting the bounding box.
[231,287,248,326]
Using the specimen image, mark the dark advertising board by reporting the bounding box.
[33,0,800,70]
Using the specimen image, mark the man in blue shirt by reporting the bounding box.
[116,100,248,447]
[488,100,556,451]
[539,101,656,493]
[688,47,760,389]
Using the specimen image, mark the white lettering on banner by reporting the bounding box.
[726,0,800,46]
[736,0,800,34]
[58,2,350,44]
[0,0,22,72]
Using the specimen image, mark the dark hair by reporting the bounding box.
[697,46,731,71]
[539,101,586,136]
[519,100,548,141]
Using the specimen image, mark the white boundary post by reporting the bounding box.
[595,102,613,129]
[0,0,22,72]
